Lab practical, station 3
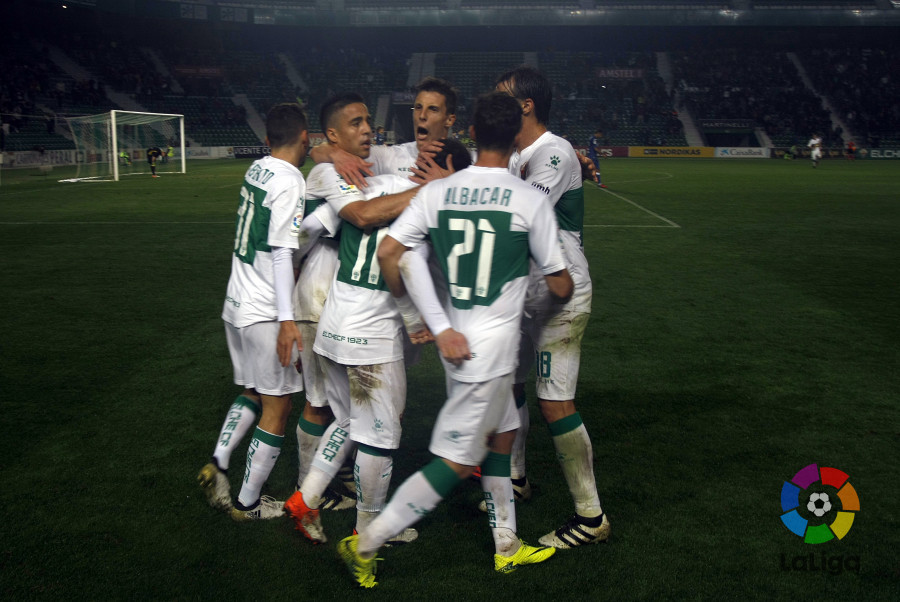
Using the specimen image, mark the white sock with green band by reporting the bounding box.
[482,451,519,556]
[300,421,355,509]
[212,395,260,471]
[236,426,283,508]
[354,444,393,533]
[357,458,461,558]
[296,416,326,488]
[510,391,529,480]
[549,412,603,518]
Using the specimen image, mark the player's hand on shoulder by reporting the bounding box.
[333,147,373,190]
[435,328,471,367]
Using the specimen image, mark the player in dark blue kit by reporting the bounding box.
[586,129,607,189]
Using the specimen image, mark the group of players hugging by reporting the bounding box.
[197,67,610,589]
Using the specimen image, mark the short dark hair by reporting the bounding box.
[432,138,472,172]
[319,92,366,132]
[495,66,552,125]
[415,77,458,116]
[472,92,522,153]
[266,103,308,148]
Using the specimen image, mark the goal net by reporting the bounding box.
[63,110,185,182]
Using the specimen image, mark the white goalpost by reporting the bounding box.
[63,110,185,182]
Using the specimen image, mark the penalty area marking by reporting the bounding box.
[585,180,681,229]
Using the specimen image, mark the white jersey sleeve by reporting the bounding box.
[307,163,366,216]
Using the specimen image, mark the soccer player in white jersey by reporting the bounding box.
[808,133,823,168]
[284,93,424,544]
[197,103,310,520]
[336,92,573,589]
[290,198,356,510]
[495,66,611,548]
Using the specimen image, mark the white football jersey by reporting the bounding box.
[510,131,592,314]
[314,174,418,364]
[368,142,419,179]
[222,156,304,328]
[388,166,566,382]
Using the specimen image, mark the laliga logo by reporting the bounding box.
[780,463,859,544]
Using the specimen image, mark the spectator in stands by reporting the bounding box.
[374,126,386,145]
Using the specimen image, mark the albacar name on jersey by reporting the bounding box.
[444,186,512,207]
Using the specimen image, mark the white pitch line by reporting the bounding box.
[589,186,681,229]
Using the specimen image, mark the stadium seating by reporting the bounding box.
[537,51,686,146]
[671,49,835,146]
[1,10,894,154]
[290,47,410,133]
[798,48,900,147]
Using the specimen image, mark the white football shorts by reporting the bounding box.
[429,372,520,466]
[321,356,407,450]
[515,308,590,401]
[225,321,303,397]
[297,321,328,407]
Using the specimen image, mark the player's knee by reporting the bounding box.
[303,401,333,423]
[538,399,576,423]
[242,388,261,404]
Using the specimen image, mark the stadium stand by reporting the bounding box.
[2,0,898,154]
[538,51,686,146]
[671,49,835,147]
[798,48,900,147]
[291,47,410,134]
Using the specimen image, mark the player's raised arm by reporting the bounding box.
[377,234,410,298]
[338,185,419,231]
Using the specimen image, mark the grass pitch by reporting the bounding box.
[0,157,897,599]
